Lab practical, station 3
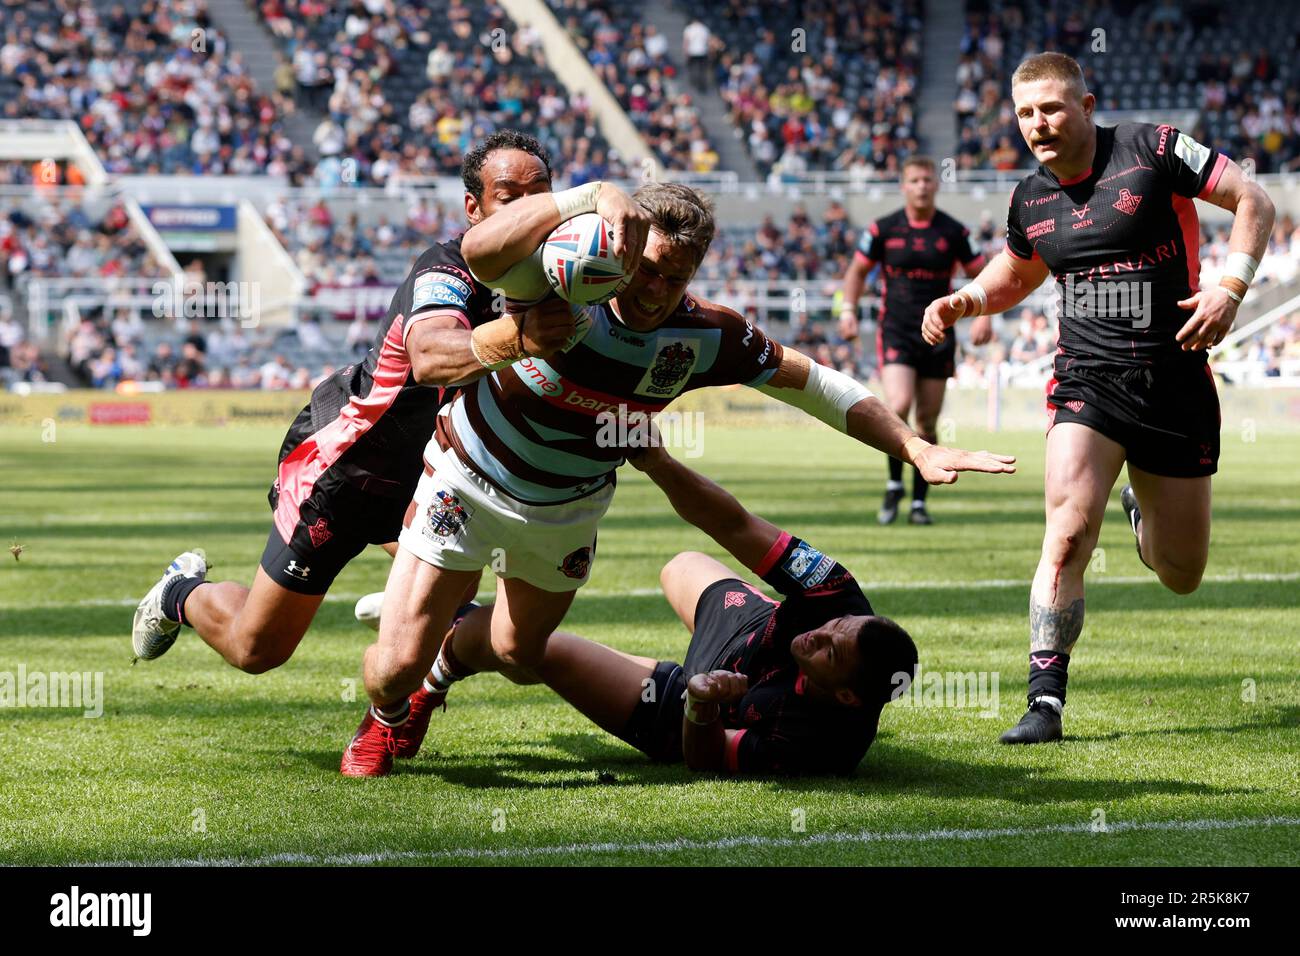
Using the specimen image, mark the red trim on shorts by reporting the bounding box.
[273,314,410,543]
[1044,375,1060,433]
[754,531,792,577]
[1172,194,1203,291]
[725,729,747,772]
[1198,153,1228,199]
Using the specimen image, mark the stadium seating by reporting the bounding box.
[252,0,630,186]
[674,0,925,176]
[960,0,1300,173]
[0,0,306,177]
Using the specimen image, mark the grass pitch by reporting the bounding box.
[1,420,1297,866]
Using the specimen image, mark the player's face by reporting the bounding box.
[901,165,937,210]
[612,229,699,332]
[465,149,551,225]
[791,614,867,707]
[1012,78,1095,172]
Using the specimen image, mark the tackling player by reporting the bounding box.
[839,156,990,525]
[129,130,649,674]
[339,180,1017,777]
[923,53,1274,743]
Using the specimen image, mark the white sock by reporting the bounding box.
[886,480,904,491]
[1035,695,1064,714]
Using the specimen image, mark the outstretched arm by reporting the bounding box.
[754,348,1017,485]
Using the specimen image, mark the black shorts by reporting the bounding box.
[260,404,413,595]
[1047,361,1221,478]
[615,579,778,763]
[878,321,955,379]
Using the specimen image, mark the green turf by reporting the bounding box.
[1,422,1297,866]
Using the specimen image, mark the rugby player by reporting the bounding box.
[839,156,990,525]
[922,53,1274,743]
[480,438,918,775]
[340,180,1017,776]
[130,130,651,674]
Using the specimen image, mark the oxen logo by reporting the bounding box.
[649,343,696,392]
[557,546,592,580]
[425,490,469,540]
[1113,188,1143,215]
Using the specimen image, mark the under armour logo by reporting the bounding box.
[285,560,311,580]
[1030,654,1060,670]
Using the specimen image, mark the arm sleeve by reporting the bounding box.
[713,306,786,387]
[752,532,849,596]
[406,259,478,334]
[855,220,884,264]
[1005,186,1035,261]
[1142,123,1227,199]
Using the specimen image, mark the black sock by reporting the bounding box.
[162,575,207,626]
[912,465,930,503]
[1027,650,1071,708]
[887,456,903,484]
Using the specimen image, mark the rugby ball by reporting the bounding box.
[540,212,632,305]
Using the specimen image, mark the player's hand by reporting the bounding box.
[1175,287,1238,351]
[519,296,576,358]
[594,183,652,278]
[623,416,671,472]
[969,313,994,346]
[921,294,965,345]
[912,444,1017,485]
[687,670,749,704]
[838,309,859,340]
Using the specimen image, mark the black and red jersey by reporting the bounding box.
[856,208,982,336]
[704,534,889,776]
[1006,122,1227,370]
[272,237,494,544]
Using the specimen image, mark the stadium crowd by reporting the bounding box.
[0,0,310,178]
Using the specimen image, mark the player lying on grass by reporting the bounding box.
[339,180,1017,776]
[922,52,1274,744]
[478,439,918,774]
[129,130,649,673]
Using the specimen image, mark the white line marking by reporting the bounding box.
[22,570,1300,611]
[71,816,1300,867]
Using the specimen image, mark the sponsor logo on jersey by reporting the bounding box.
[1023,192,1060,207]
[1155,124,1172,156]
[885,237,906,249]
[423,489,472,542]
[723,590,747,609]
[783,544,835,588]
[1071,204,1090,219]
[413,270,472,311]
[1027,218,1056,239]
[1174,132,1211,173]
[557,546,592,580]
[635,340,699,398]
[935,236,948,253]
[1113,187,1143,215]
[307,517,333,548]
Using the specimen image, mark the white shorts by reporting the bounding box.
[398,439,615,592]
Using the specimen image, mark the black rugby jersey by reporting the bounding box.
[1006,123,1227,370]
[856,208,982,336]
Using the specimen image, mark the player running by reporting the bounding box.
[129,130,649,674]
[339,179,1017,777]
[840,157,990,525]
[461,438,919,775]
[922,53,1274,744]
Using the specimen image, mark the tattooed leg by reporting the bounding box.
[1030,596,1085,654]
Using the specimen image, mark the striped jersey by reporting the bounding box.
[440,293,786,504]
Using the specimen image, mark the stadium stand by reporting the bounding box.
[251,0,631,185]
[959,0,1300,173]
[675,0,924,177]
[0,0,309,178]
[546,0,721,173]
